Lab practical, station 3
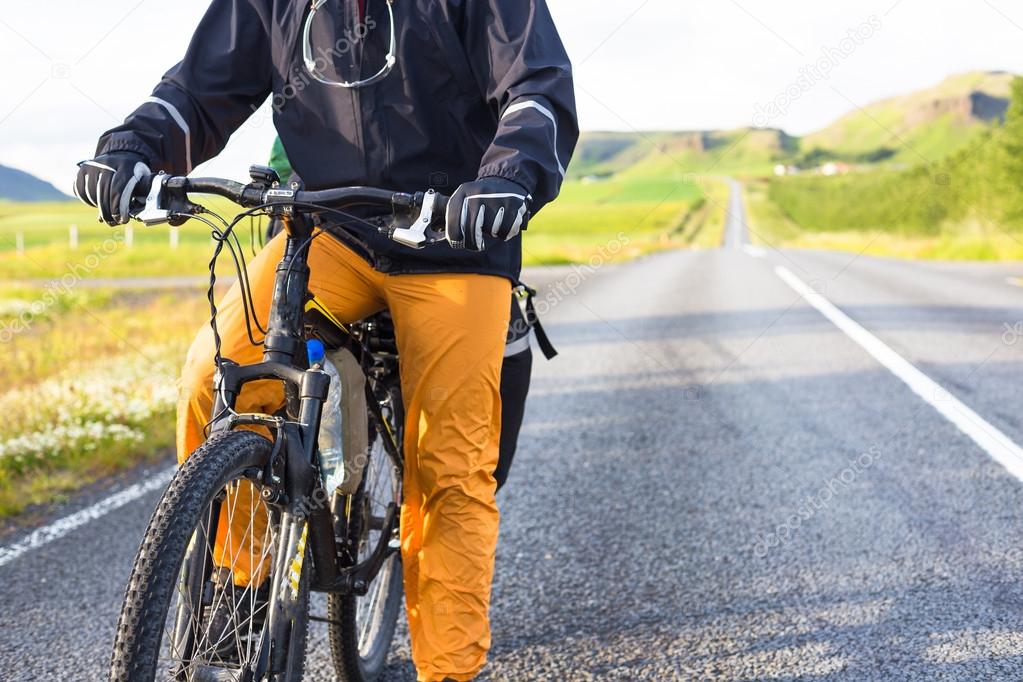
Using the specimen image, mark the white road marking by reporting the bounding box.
[743,245,767,258]
[775,265,1023,481]
[0,465,176,569]
[724,180,749,250]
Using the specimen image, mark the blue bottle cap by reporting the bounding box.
[306,339,326,366]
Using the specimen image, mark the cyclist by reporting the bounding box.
[266,137,549,492]
[74,1,577,680]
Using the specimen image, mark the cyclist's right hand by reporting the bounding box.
[73,151,151,226]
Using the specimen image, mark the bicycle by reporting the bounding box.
[109,164,450,682]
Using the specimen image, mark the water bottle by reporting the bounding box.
[307,340,345,492]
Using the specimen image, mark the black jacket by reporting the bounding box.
[97,0,578,280]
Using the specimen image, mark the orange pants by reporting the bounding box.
[176,232,510,681]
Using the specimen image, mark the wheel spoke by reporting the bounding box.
[158,478,281,678]
[352,430,401,656]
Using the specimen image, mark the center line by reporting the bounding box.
[775,265,1023,481]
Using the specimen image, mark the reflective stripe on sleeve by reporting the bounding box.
[145,96,193,172]
[501,99,566,179]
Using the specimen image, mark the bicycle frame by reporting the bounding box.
[199,204,398,677]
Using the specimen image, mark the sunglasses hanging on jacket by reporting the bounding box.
[302,0,397,89]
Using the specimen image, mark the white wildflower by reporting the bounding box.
[0,299,38,318]
[0,345,182,470]
[0,421,144,465]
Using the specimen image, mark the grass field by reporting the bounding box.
[0,198,266,280]
[0,286,208,516]
[527,176,727,262]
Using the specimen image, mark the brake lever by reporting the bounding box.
[135,173,171,226]
[390,190,445,249]
[134,172,201,227]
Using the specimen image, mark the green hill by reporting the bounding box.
[799,71,1012,164]
[569,128,794,180]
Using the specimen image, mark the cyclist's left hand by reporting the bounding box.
[445,177,531,251]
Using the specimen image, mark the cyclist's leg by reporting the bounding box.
[384,274,511,682]
[495,347,532,491]
[176,232,385,586]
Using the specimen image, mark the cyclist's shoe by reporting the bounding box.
[203,569,270,661]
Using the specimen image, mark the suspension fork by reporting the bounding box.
[210,368,338,590]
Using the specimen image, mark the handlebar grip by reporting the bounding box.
[135,173,154,198]
[433,193,449,221]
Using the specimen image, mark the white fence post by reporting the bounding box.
[169,225,179,250]
[125,224,134,248]
[69,224,78,250]
[15,231,24,256]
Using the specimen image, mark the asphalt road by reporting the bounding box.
[4,184,1023,680]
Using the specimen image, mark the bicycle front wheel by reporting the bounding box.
[109,430,308,682]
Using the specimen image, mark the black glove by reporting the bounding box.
[73,151,151,225]
[445,177,531,251]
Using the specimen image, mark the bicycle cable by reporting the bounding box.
[180,199,415,439]
[175,200,398,371]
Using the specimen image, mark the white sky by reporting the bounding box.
[0,0,1020,189]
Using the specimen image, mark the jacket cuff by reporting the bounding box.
[478,165,536,198]
[96,133,156,166]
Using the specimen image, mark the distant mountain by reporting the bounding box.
[570,71,1015,179]
[0,164,71,202]
[570,128,796,179]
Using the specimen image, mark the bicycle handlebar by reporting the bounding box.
[132,172,450,249]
